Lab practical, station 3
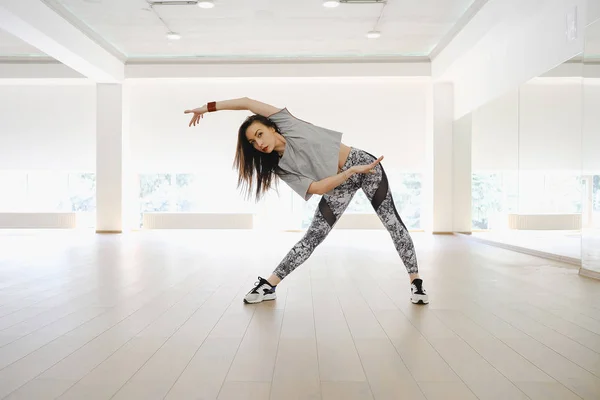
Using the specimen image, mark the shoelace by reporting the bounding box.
[252,277,270,293]
[412,283,426,294]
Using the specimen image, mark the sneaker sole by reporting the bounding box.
[411,294,429,305]
[243,294,277,304]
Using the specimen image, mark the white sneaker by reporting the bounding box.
[244,277,277,304]
[411,279,429,304]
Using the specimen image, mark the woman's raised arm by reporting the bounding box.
[185,97,281,127]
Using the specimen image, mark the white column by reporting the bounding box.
[96,83,124,233]
[453,114,473,233]
[121,83,137,232]
[425,82,454,233]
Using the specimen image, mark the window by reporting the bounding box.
[518,172,582,214]
[68,173,97,212]
[138,173,256,227]
[472,172,517,230]
[0,172,27,212]
[139,174,173,213]
[472,171,583,230]
[138,172,423,231]
[0,171,96,213]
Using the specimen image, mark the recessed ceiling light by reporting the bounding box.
[366,30,381,39]
[323,1,340,8]
[167,32,181,40]
[197,1,215,8]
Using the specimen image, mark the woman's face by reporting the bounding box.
[245,121,277,153]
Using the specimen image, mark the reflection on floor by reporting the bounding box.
[468,230,581,264]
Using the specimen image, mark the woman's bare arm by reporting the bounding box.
[244,98,282,117]
[185,97,281,126]
[307,156,384,195]
[307,170,356,195]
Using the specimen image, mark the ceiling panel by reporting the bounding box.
[46,0,475,60]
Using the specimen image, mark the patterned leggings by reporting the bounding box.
[273,148,419,280]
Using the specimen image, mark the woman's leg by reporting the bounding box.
[271,203,336,280]
[244,167,360,304]
[362,165,419,275]
[359,150,428,304]
[273,186,358,278]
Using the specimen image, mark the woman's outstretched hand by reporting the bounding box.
[184,106,207,127]
[351,156,384,174]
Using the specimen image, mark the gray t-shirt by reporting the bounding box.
[268,108,343,201]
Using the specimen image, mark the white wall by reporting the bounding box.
[0,82,96,170]
[518,78,583,171]
[0,76,430,230]
[472,77,588,216]
[472,90,519,171]
[472,79,584,172]
[434,0,586,119]
[127,77,430,173]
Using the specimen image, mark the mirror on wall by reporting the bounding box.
[581,10,600,277]
[470,55,583,263]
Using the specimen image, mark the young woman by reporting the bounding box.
[185,98,429,305]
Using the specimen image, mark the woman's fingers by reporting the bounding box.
[362,156,384,174]
[189,113,203,127]
[186,109,205,127]
[370,156,384,168]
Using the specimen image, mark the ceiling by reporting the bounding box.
[0,0,479,61]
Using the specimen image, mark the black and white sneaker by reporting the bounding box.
[411,279,429,304]
[243,276,277,304]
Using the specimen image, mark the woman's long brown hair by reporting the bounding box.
[234,114,285,201]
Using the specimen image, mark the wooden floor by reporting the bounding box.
[0,230,599,400]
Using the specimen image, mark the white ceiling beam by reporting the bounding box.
[0,61,84,80]
[0,0,124,82]
[125,61,431,79]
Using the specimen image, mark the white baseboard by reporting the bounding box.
[335,214,385,230]
[142,213,253,229]
[0,213,77,229]
[507,214,581,230]
[579,268,600,280]
[455,232,581,266]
